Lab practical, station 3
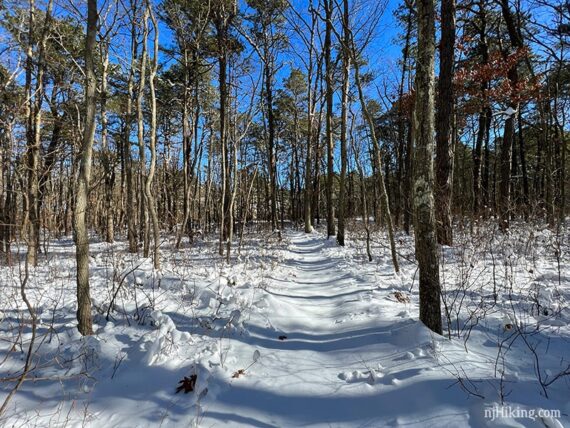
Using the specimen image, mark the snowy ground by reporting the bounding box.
[1,223,569,427]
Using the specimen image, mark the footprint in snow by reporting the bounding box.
[395,348,426,361]
[338,368,385,385]
[396,351,412,361]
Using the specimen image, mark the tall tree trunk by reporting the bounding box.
[25,0,53,266]
[147,4,160,269]
[313,107,323,226]
[215,13,231,256]
[518,108,529,210]
[75,0,98,336]
[125,4,138,253]
[473,107,490,213]
[226,138,239,262]
[137,7,150,258]
[37,94,63,234]
[265,51,278,231]
[403,119,414,234]
[304,13,318,233]
[351,42,399,273]
[337,0,351,246]
[395,11,412,229]
[481,107,492,209]
[434,0,455,245]
[497,0,523,230]
[324,0,335,238]
[472,0,490,215]
[100,44,115,243]
[304,73,313,232]
[350,113,372,261]
[498,85,517,230]
[413,0,442,334]
[0,122,14,263]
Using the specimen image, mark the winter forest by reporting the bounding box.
[0,0,569,425]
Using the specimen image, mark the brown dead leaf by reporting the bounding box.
[232,369,246,379]
[176,374,197,393]
[393,291,410,303]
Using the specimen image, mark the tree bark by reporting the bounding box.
[497,0,523,230]
[324,0,335,238]
[101,44,114,243]
[136,7,150,258]
[25,0,53,266]
[265,49,278,231]
[434,0,455,245]
[395,11,412,229]
[304,10,318,233]
[337,0,351,246]
[75,0,98,336]
[124,3,138,253]
[147,3,161,269]
[413,0,442,334]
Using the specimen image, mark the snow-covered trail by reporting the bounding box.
[200,231,471,428]
[3,229,567,427]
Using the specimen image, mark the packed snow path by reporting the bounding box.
[199,232,476,427]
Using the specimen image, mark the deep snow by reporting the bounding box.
[1,225,569,427]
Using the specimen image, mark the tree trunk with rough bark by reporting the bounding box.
[413,0,442,334]
[434,0,455,245]
[337,0,350,246]
[324,0,335,238]
[147,4,161,269]
[75,0,98,336]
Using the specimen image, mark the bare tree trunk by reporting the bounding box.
[413,0,442,334]
[349,109,372,262]
[147,3,160,269]
[219,55,228,256]
[100,44,114,243]
[304,10,318,233]
[226,139,239,262]
[434,0,455,245]
[313,104,323,226]
[25,0,53,266]
[473,108,489,214]
[125,4,138,253]
[324,0,335,238]
[472,1,490,215]
[0,122,14,263]
[403,118,413,234]
[75,0,98,336]
[337,0,350,246]
[553,72,567,224]
[180,56,191,244]
[136,7,150,257]
[482,108,492,210]
[265,52,278,231]
[497,0,523,230]
[205,122,214,234]
[239,167,258,252]
[214,6,234,256]
[518,108,529,210]
[351,42,399,273]
[304,84,313,233]
[395,11,412,229]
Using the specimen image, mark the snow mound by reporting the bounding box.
[143,310,192,365]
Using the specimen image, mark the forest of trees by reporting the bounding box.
[0,0,568,338]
